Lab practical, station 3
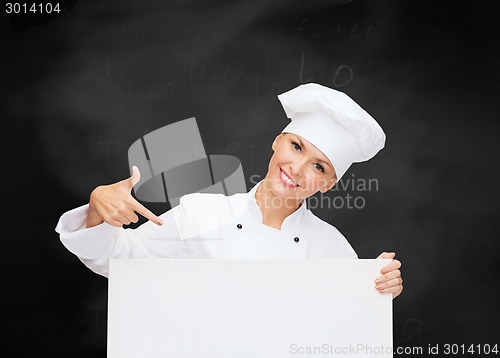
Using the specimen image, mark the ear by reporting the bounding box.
[271,133,286,151]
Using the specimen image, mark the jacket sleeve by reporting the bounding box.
[54,204,181,278]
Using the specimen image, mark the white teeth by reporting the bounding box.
[281,171,297,186]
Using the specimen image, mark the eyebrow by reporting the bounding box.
[293,136,331,168]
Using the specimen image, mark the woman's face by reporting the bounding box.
[264,132,337,201]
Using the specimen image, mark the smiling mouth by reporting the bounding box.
[280,168,299,187]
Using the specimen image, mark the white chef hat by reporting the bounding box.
[277,83,386,181]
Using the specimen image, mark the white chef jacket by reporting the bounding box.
[55,180,357,277]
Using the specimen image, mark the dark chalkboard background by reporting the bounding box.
[2,0,499,356]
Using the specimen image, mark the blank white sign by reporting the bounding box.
[108,259,393,358]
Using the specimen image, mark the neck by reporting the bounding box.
[254,178,303,230]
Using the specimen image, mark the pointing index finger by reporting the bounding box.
[131,199,163,226]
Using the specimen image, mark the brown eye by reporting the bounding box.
[315,163,325,173]
[291,141,301,151]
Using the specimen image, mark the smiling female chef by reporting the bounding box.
[55,83,403,299]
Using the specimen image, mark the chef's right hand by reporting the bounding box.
[86,166,164,228]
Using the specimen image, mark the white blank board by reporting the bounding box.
[108,259,393,358]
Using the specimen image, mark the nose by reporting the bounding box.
[290,158,307,176]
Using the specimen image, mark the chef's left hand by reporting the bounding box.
[375,252,403,299]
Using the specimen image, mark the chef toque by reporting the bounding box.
[277,83,386,181]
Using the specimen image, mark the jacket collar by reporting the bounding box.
[246,180,308,232]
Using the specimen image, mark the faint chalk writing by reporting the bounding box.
[97,124,126,165]
[297,18,377,40]
[332,64,354,87]
[401,318,424,343]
